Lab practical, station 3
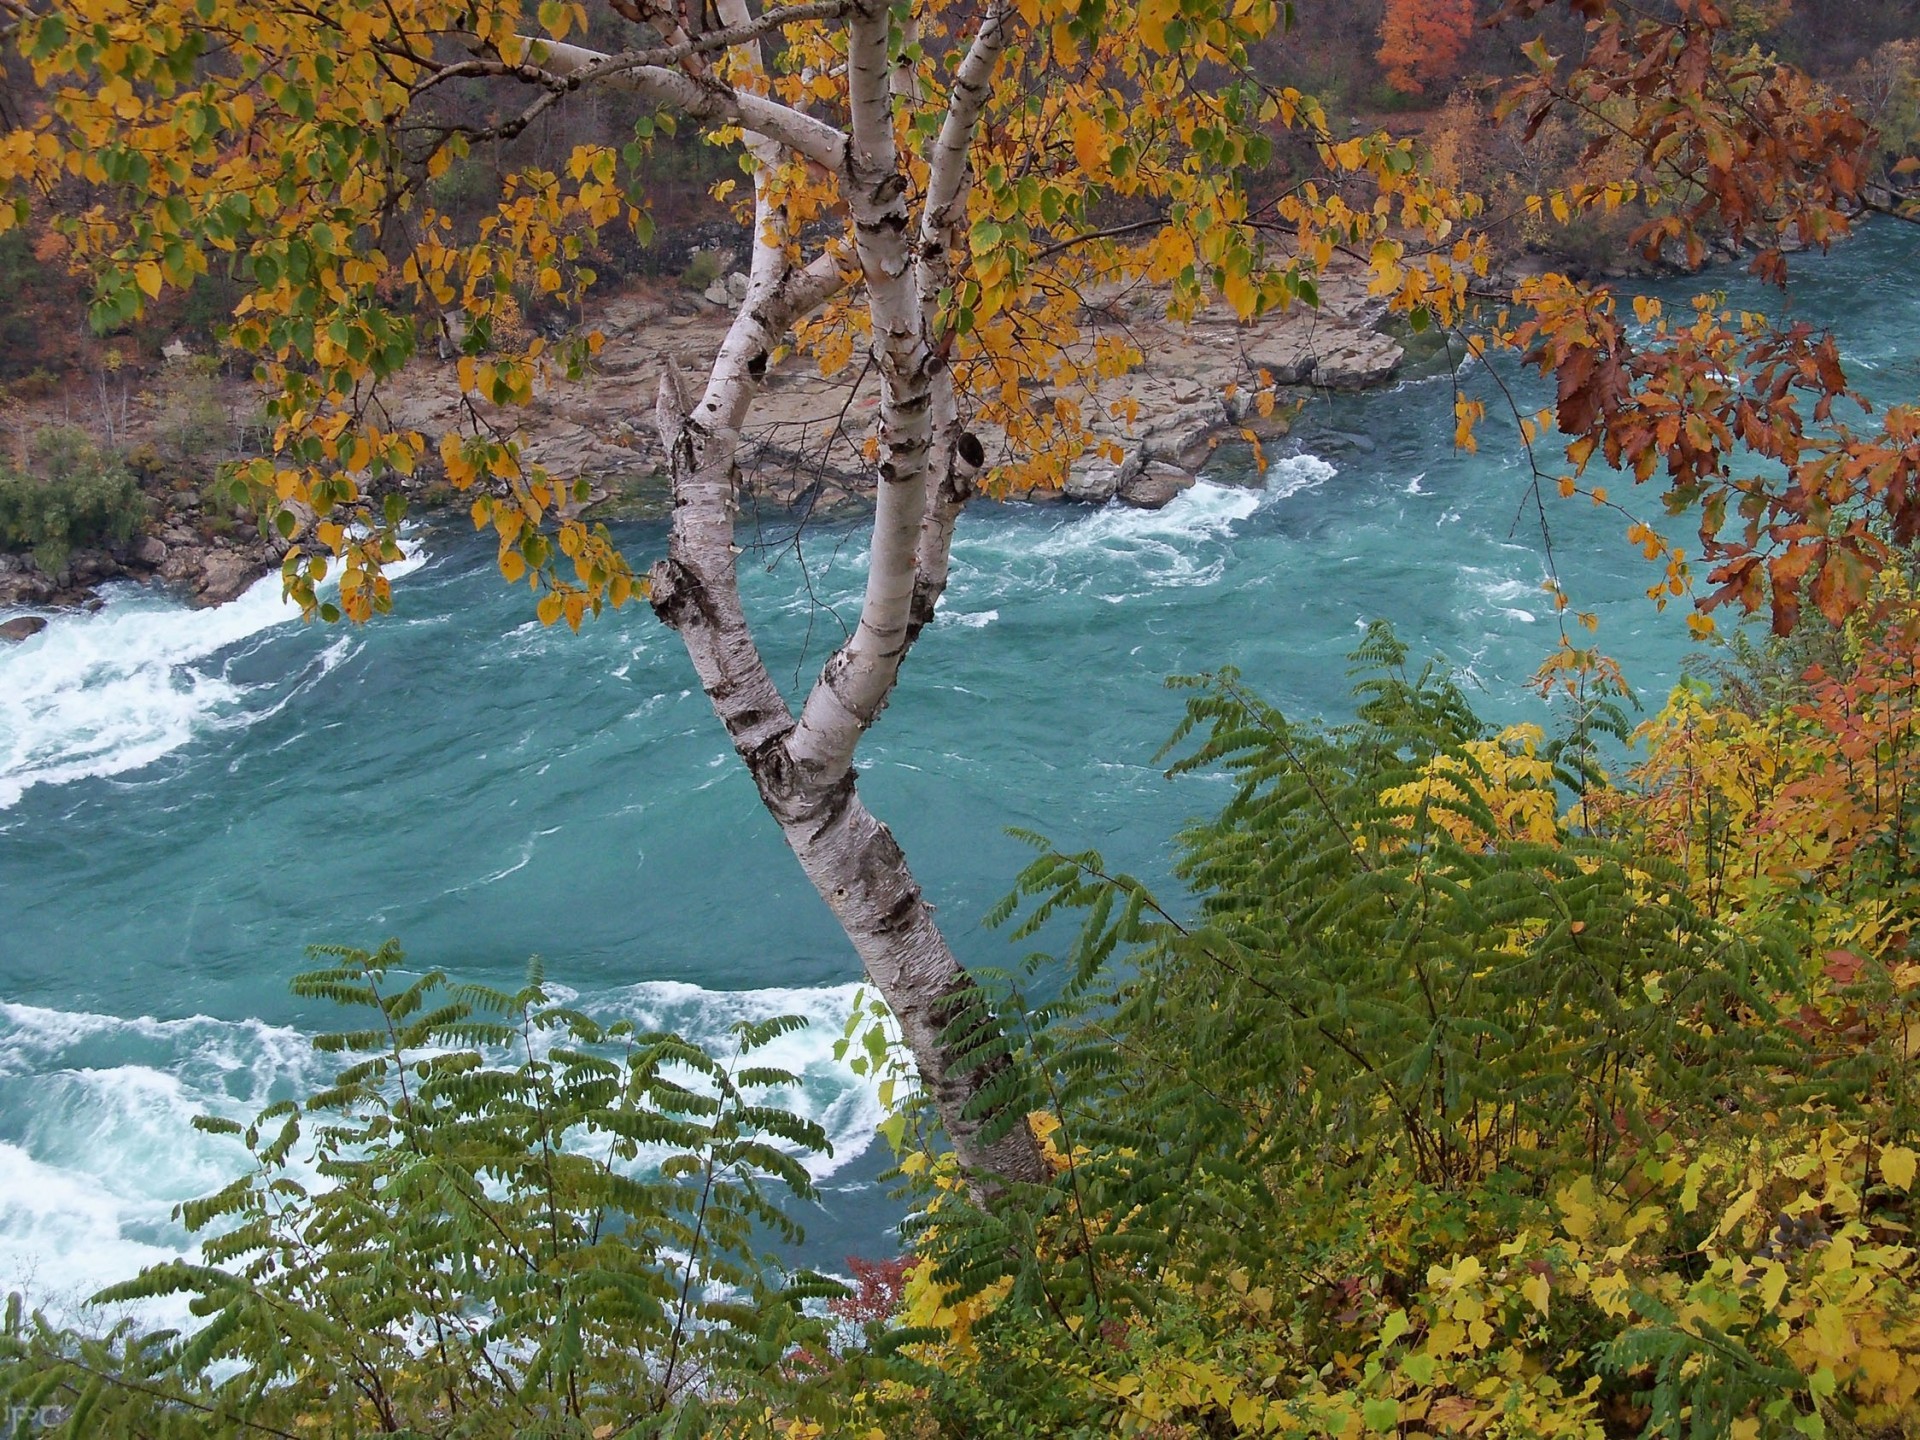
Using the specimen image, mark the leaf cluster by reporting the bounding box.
[1,942,871,1439]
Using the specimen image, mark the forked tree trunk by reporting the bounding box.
[648,378,1048,1199]
[572,0,1046,1198]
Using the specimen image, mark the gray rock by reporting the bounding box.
[1241,337,1316,386]
[1142,400,1228,467]
[134,536,169,567]
[198,551,262,605]
[724,271,750,303]
[0,615,48,642]
[76,549,123,583]
[1309,330,1403,390]
[1118,462,1195,510]
[1063,459,1122,504]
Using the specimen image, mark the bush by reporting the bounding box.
[882,625,1920,1439]
[681,249,723,292]
[148,358,227,461]
[0,428,146,575]
[0,943,871,1439]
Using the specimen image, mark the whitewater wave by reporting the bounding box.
[1458,567,1548,625]
[584,980,884,1182]
[0,980,883,1320]
[0,575,302,809]
[0,552,425,811]
[1264,452,1337,501]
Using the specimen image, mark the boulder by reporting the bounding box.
[1118,461,1195,510]
[1142,400,1228,468]
[1309,329,1403,390]
[1063,459,1122,504]
[0,553,57,606]
[69,549,115,583]
[198,551,262,605]
[0,615,48,642]
[1241,335,1316,386]
[134,536,170,567]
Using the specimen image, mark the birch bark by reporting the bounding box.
[622,1,1047,1195]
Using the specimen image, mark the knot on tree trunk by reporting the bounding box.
[646,556,695,628]
[755,749,858,838]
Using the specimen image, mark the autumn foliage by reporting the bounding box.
[7,0,1920,1433]
[1377,0,1476,95]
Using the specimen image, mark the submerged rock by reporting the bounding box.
[0,615,48,642]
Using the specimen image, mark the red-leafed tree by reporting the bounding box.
[1378,0,1477,94]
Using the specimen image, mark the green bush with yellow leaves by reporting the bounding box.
[881,618,1920,1440]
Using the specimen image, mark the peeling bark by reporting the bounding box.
[569,0,1044,1196]
[650,383,1047,1198]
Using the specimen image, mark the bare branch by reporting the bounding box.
[526,35,850,170]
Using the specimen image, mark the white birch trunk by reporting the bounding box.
[627,1,1046,1196]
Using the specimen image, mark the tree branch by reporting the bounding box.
[784,0,929,781]
[525,35,850,171]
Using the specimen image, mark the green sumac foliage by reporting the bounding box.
[0,427,144,576]
[904,628,1840,1437]
[0,942,867,1439]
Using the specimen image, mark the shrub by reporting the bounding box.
[0,943,867,1438]
[681,249,723,292]
[0,427,146,575]
[148,358,227,460]
[882,625,1918,1439]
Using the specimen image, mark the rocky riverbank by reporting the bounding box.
[376,263,1405,519]
[0,267,1407,624]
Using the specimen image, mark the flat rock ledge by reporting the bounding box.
[378,270,1404,518]
[0,534,279,613]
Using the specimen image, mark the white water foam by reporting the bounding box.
[0,575,302,809]
[1265,452,1337,501]
[937,458,1336,612]
[0,551,425,810]
[1007,481,1267,597]
[0,981,883,1321]
[0,1003,324,1327]
[1460,567,1546,625]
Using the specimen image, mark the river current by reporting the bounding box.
[2,225,1915,1320]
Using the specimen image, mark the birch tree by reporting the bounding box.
[5,0,1445,1196]
[41,0,1894,1196]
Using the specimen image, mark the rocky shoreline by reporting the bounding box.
[0,268,1409,628]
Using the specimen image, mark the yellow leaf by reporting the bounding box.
[1522,1272,1550,1315]
[134,261,163,299]
[1883,1145,1917,1192]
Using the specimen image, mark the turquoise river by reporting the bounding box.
[2,224,1916,1323]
